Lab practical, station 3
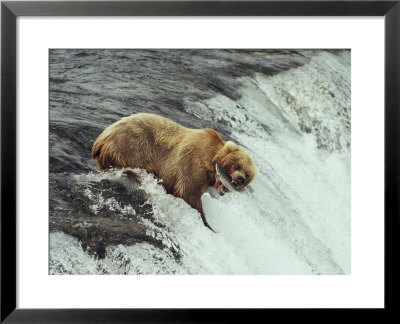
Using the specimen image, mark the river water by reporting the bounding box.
[49,49,351,275]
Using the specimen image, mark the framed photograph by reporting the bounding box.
[1,0,398,322]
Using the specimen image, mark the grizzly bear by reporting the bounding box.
[92,113,257,231]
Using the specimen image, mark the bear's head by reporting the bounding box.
[213,141,257,190]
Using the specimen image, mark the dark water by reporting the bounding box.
[49,49,351,274]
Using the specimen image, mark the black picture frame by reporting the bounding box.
[1,0,399,322]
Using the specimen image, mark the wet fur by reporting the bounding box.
[92,113,257,230]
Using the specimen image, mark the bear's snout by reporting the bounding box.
[233,175,245,187]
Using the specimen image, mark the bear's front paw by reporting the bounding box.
[218,185,230,196]
[215,180,230,196]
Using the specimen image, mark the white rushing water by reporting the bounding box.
[50,51,351,275]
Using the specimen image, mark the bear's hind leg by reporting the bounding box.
[122,169,142,185]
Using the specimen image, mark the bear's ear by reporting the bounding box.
[224,141,238,153]
[212,141,238,165]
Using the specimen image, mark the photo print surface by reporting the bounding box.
[49,49,351,275]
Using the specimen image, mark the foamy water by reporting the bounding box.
[49,49,350,275]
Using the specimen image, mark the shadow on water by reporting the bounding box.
[49,173,168,259]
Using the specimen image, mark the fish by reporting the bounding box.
[215,163,243,192]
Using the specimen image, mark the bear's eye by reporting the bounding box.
[245,173,249,179]
[235,165,241,170]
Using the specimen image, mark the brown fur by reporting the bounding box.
[92,113,257,230]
